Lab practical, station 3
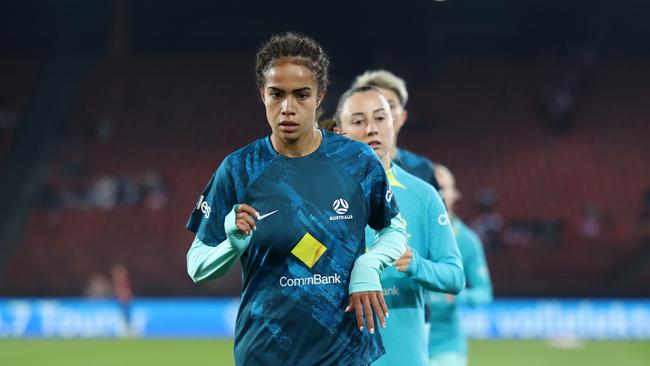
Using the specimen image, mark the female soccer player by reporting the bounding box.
[185,32,407,365]
[352,70,440,189]
[334,86,465,366]
[428,164,493,366]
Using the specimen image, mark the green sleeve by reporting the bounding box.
[186,204,252,283]
[403,195,465,294]
[405,246,465,294]
[455,231,493,305]
[349,214,408,293]
[186,236,241,283]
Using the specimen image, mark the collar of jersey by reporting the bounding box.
[266,128,325,160]
[386,164,407,189]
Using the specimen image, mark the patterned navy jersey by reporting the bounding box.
[393,147,439,190]
[187,130,399,366]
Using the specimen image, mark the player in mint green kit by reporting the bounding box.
[428,164,493,366]
[352,70,440,190]
[334,86,465,366]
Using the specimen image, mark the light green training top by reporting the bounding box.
[369,164,465,366]
[428,217,493,357]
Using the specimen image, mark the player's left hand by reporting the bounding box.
[394,246,413,272]
[345,291,388,335]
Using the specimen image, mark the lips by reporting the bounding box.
[368,140,382,149]
[279,120,299,133]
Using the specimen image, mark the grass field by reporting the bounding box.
[1,339,649,366]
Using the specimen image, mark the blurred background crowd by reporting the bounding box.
[0,0,648,300]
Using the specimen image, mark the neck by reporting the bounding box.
[271,128,321,157]
[389,138,399,159]
[381,153,392,170]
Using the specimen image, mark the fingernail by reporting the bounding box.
[254,226,257,231]
[344,306,350,312]
[385,312,389,318]
[382,322,386,328]
[370,328,375,334]
[359,326,364,332]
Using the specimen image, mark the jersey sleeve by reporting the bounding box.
[366,157,400,231]
[404,190,465,294]
[186,157,237,246]
[455,229,493,305]
[349,214,407,293]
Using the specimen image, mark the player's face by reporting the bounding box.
[261,60,323,143]
[338,91,395,165]
[435,169,460,210]
[376,87,406,135]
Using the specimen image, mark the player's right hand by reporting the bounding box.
[394,246,413,272]
[234,204,258,235]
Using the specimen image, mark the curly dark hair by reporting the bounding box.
[255,32,331,93]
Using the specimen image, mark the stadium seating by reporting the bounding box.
[400,61,650,293]
[3,59,649,296]
[0,58,38,164]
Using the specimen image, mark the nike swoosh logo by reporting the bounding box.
[256,210,279,221]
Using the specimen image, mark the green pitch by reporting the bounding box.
[1,339,649,366]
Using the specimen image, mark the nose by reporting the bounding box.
[280,97,296,116]
[365,120,378,136]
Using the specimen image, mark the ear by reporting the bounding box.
[316,90,326,107]
[402,109,409,124]
[333,126,343,135]
[258,88,266,103]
